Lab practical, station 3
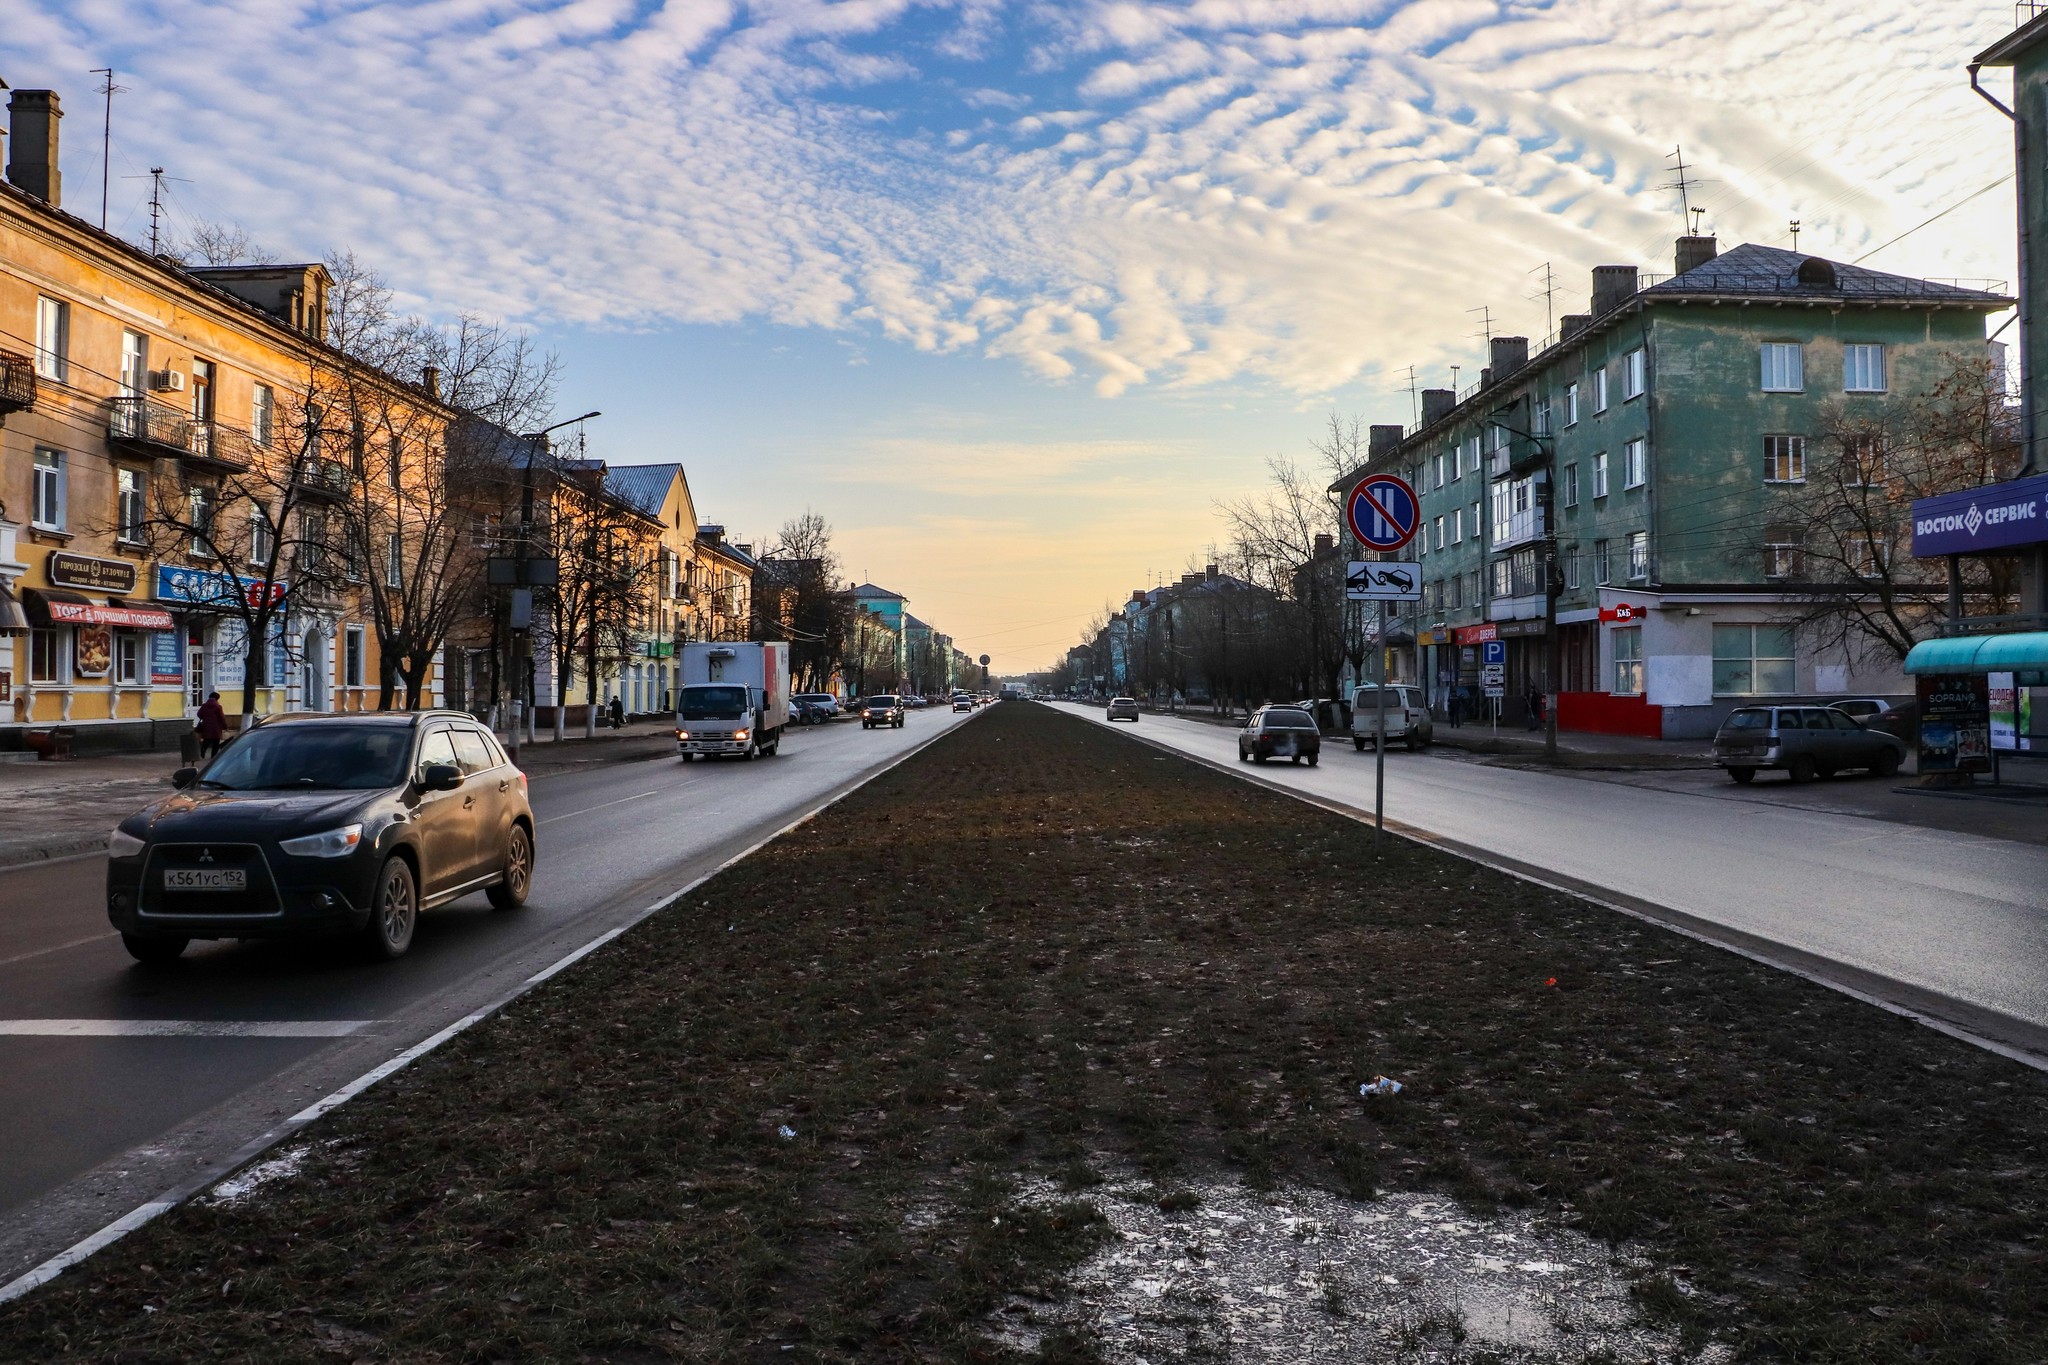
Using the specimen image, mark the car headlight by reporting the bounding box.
[733,729,750,741]
[279,823,364,858]
[677,729,690,740]
[108,828,146,859]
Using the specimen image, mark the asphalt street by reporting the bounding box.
[1053,702,2048,1058]
[0,706,972,1284]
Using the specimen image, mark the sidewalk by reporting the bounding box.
[0,714,700,870]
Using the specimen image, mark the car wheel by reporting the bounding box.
[1306,753,1319,767]
[121,932,188,965]
[486,823,533,910]
[1406,734,1420,752]
[1872,749,1901,778]
[1728,766,1756,785]
[1253,753,1268,764]
[742,742,757,761]
[680,753,696,763]
[1353,737,1366,751]
[1290,754,1301,764]
[361,857,418,961]
[1788,755,1818,784]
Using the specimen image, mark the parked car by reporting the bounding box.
[106,711,535,964]
[1351,684,1432,751]
[952,695,974,713]
[861,695,906,729]
[1825,697,1892,722]
[789,698,832,725]
[792,692,841,718]
[1865,698,1920,747]
[1106,696,1141,722]
[1712,704,1907,784]
[1239,706,1322,766]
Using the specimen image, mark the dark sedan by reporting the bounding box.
[861,695,905,729]
[1238,706,1322,766]
[106,711,536,964]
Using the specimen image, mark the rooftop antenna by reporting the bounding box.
[1790,219,1802,251]
[1405,364,1419,426]
[1450,364,1461,392]
[1662,145,1700,224]
[1466,304,1494,347]
[89,68,124,231]
[1527,262,1557,341]
[1691,206,1707,236]
[125,166,190,255]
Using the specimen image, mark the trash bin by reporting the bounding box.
[179,728,201,765]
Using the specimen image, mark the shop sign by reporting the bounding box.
[155,565,288,611]
[1599,602,1645,623]
[47,551,139,594]
[1917,673,1992,775]
[1494,619,1546,639]
[1453,623,1497,645]
[1911,472,2048,558]
[150,632,184,686]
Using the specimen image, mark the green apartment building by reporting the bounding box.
[1337,238,2009,738]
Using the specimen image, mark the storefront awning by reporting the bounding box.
[1903,632,2048,675]
[20,588,176,631]
[0,584,27,636]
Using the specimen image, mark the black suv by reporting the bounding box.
[861,695,905,729]
[106,711,536,963]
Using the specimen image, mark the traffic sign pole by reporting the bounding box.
[1374,599,1386,852]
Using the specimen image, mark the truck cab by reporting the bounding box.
[674,642,791,761]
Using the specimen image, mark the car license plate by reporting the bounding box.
[164,868,246,891]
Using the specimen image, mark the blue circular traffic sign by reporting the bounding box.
[1345,474,1420,551]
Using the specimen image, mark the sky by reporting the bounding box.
[0,0,2031,671]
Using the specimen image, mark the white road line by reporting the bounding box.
[539,790,661,825]
[0,931,117,970]
[0,710,978,1309]
[0,1019,372,1038]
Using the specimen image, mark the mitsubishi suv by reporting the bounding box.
[106,711,536,964]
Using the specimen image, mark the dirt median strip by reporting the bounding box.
[1,702,2044,1362]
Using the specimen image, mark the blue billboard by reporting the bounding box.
[1912,472,2048,558]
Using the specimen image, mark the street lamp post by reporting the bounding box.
[504,410,600,764]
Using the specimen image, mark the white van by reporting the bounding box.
[1352,684,1433,751]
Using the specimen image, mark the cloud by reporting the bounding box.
[1,0,2020,403]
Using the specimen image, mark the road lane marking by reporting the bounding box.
[0,931,117,969]
[0,1019,372,1038]
[0,708,981,1309]
[539,790,661,825]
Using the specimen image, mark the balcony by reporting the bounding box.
[292,458,355,505]
[1491,502,1547,553]
[0,351,36,417]
[108,395,193,459]
[185,421,255,475]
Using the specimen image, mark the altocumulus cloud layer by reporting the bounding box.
[4,0,2019,398]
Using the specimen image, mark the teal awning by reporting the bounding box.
[1903,632,2048,675]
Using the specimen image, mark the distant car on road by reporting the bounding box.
[106,711,535,964]
[861,695,906,729]
[1106,696,1141,722]
[1351,684,1432,751]
[1712,704,1907,784]
[1239,706,1321,766]
[952,695,974,713]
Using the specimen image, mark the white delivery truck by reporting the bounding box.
[674,642,792,761]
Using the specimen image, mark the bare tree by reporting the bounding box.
[535,471,661,737]
[754,512,853,692]
[174,219,277,267]
[1219,455,1347,705]
[1762,354,2024,664]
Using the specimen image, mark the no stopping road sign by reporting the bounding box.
[1345,474,1421,552]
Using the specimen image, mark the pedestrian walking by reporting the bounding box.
[1525,684,1544,731]
[608,696,626,731]
[1448,683,1467,729]
[196,691,227,759]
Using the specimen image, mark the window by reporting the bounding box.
[1434,453,1446,489]
[249,507,275,566]
[1761,342,1803,392]
[1626,530,1649,580]
[345,526,366,582]
[1623,348,1646,400]
[190,485,217,555]
[1467,569,1481,606]
[1592,452,1609,499]
[117,467,146,543]
[1565,382,1580,427]
[1612,626,1643,695]
[116,633,144,685]
[1448,443,1462,483]
[1564,548,1579,590]
[1763,530,1801,579]
[1843,344,1886,393]
[1451,508,1463,544]
[252,384,275,446]
[1433,515,1445,552]
[388,436,403,490]
[345,626,366,687]
[1843,433,1883,486]
[1713,624,1795,696]
[1594,538,1612,585]
[1623,438,1647,490]
[1853,535,1888,578]
[1534,397,1553,437]
[31,448,64,529]
[386,532,404,588]
[34,296,68,382]
[190,358,215,424]
[1470,500,1481,540]
[29,628,63,684]
[301,513,327,574]
[1464,436,1481,475]
[1763,435,1806,483]
[120,330,148,396]
[1561,462,1579,508]
[1592,368,1609,413]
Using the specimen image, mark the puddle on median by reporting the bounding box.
[984,1171,1726,1363]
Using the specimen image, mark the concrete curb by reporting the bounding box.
[0,836,111,871]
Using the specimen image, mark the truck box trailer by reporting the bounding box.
[674,642,792,760]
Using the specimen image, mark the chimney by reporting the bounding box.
[1480,367,1493,389]
[1489,336,1529,379]
[1205,562,1219,580]
[1313,532,1335,556]
[6,90,62,206]
[421,366,441,402]
[1368,423,1404,460]
[1420,388,1455,426]
[1180,573,1201,588]
[1559,314,1591,342]
[1131,589,1147,608]
[1674,234,1718,276]
[1591,265,1639,317]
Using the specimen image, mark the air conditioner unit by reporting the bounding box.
[149,369,187,393]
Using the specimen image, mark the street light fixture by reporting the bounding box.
[504,411,601,761]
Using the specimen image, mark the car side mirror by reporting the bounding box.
[420,763,464,792]
[171,766,199,789]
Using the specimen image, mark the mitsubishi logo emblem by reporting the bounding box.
[198,849,215,863]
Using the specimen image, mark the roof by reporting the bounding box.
[604,463,683,519]
[902,613,932,632]
[1976,10,2048,65]
[1904,631,2048,675]
[1644,243,2010,306]
[849,583,905,601]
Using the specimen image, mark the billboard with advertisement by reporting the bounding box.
[150,632,183,686]
[1917,673,1993,774]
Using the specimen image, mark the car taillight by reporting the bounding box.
[517,771,528,793]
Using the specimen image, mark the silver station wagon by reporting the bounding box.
[1713,704,1907,784]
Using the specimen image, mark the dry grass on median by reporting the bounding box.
[3,702,2046,1362]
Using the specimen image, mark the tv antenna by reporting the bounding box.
[1527,262,1557,341]
[1660,146,1713,225]
[1690,206,1707,236]
[1790,219,1802,251]
[89,68,125,231]
[1466,304,1494,347]
[125,167,190,255]
[1405,364,1419,426]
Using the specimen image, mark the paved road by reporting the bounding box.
[1054,703,2048,1057]
[0,707,971,1282]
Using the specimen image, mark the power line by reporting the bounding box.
[1852,175,2013,265]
